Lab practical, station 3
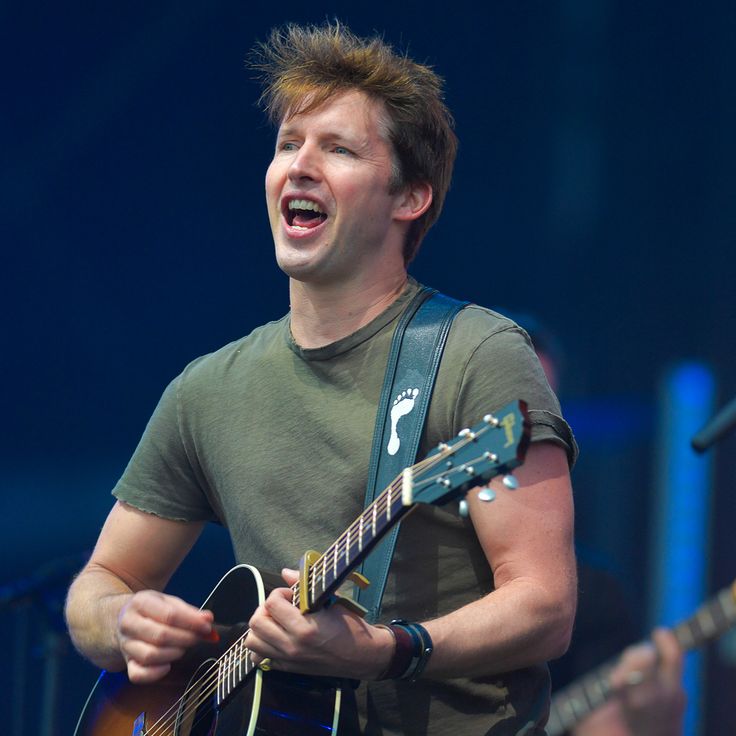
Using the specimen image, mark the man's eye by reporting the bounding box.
[280,142,298,151]
[334,146,350,155]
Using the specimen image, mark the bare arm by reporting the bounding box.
[65,501,213,682]
[246,441,577,680]
[423,440,576,675]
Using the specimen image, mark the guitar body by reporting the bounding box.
[74,565,343,736]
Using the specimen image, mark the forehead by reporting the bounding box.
[279,89,390,140]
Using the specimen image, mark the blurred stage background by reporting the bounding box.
[2,2,735,734]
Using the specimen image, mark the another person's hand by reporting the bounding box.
[608,628,686,736]
[117,590,216,683]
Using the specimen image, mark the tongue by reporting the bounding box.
[292,212,324,228]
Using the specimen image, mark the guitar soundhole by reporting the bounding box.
[174,659,218,736]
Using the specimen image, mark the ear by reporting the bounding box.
[393,181,433,223]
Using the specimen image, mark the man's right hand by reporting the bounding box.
[116,590,216,683]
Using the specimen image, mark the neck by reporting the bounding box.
[289,272,408,349]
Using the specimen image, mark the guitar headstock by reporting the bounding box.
[407,400,530,507]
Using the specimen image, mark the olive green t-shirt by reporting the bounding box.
[113,280,576,735]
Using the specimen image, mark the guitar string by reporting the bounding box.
[143,629,255,736]
[143,426,504,734]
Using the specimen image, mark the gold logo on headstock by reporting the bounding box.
[501,412,516,448]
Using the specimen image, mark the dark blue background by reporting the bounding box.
[2,2,735,733]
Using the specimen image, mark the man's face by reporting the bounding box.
[265,89,408,287]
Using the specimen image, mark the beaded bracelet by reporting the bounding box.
[377,620,434,681]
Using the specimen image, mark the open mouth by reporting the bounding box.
[284,198,328,231]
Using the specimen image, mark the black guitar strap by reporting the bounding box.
[355,286,467,623]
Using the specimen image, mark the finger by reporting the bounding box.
[119,610,210,651]
[652,627,684,684]
[119,633,188,664]
[609,641,657,691]
[121,593,215,645]
[257,587,301,632]
[245,626,286,665]
[248,598,289,642]
[126,658,173,684]
[129,591,215,636]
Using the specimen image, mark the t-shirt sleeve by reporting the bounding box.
[443,308,578,467]
[112,374,220,523]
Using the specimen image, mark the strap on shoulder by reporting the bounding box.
[356,287,467,622]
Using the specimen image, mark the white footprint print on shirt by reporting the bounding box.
[387,388,420,456]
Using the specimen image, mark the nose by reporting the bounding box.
[287,142,321,182]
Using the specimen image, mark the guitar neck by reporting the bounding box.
[671,583,736,650]
[294,470,413,612]
[546,581,736,735]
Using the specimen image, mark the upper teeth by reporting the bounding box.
[288,199,324,213]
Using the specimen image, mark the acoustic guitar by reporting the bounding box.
[74,400,530,736]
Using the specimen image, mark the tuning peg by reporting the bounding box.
[502,474,519,490]
[458,499,469,517]
[478,487,496,502]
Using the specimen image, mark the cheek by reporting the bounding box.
[265,162,282,204]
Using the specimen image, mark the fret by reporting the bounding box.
[387,484,393,521]
[587,668,610,705]
[359,514,364,552]
[548,661,615,734]
[556,691,580,725]
[676,620,696,649]
[346,527,351,565]
[372,502,377,537]
[392,486,403,518]
[698,604,717,637]
[333,544,338,580]
[674,586,736,651]
[322,554,327,592]
[567,684,591,719]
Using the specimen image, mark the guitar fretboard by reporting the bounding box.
[546,582,736,735]
[296,473,412,611]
